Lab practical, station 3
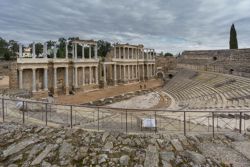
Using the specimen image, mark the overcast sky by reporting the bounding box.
[0,0,249,54]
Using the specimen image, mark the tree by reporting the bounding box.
[0,37,9,58]
[229,24,238,49]
[35,43,43,56]
[57,37,66,58]
[164,52,174,57]
[97,40,111,58]
[9,40,19,53]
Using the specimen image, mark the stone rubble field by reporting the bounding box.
[1,122,250,167]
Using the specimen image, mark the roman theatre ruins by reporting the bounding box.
[8,39,157,99]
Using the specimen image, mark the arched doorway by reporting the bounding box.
[156,71,165,79]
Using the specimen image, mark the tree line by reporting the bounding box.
[0,37,112,60]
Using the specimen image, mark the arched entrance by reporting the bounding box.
[156,71,165,79]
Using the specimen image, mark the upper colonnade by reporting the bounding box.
[113,44,156,61]
[18,39,98,60]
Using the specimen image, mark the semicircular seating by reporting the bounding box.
[164,69,250,110]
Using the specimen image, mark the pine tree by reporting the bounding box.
[229,24,238,49]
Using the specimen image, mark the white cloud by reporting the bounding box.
[0,0,249,53]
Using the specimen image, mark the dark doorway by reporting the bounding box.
[229,69,234,74]
[168,74,173,79]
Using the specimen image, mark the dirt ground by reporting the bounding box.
[56,79,163,105]
[0,76,9,89]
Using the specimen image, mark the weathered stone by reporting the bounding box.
[59,141,73,160]
[41,161,52,167]
[56,138,63,144]
[144,145,159,167]
[162,161,172,167]
[98,154,108,164]
[103,142,113,152]
[3,138,38,158]
[102,131,110,143]
[122,138,132,145]
[170,139,183,152]
[160,151,175,162]
[27,142,46,160]
[182,150,206,165]
[31,144,54,165]
[120,155,130,166]
[7,164,18,167]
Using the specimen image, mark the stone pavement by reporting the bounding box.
[55,79,162,105]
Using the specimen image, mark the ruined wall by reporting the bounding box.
[9,62,18,89]
[155,56,177,73]
[178,48,250,78]
[0,61,12,76]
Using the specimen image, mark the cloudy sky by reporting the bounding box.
[0,0,249,54]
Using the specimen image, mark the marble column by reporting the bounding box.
[123,47,125,59]
[32,42,36,58]
[114,47,116,58]
[89,45,91,59]
[19,69,23,89]
[53,68,57,92]
[65,42,68,59]
[114,64,117,85]
[65,67,69,95]
[82,45,85,59]
[132,48,134,59]
[123,65,126,82]
[128,65,130,81]
[142,49,144,59]
[119,65,122,80]
[19,44,22,58]
[82,67,85,86]
[119,47,121,59]
[74,43,77,59]
[95,45,97,59]
[43,42,47,58]
[136,64,140,80]
[72,44,75,58]
[131,65,134,79]
[142,65,145,81]
[74,67,78,87]
[135,65,138,79]
[53,47,57,59]
[32,68,36,92]
[147,64,150,78]
[44,68,48,91]
[103,64,107,86]
[95,66,99,84]
[146,49,149,60]
[89,66,92,84]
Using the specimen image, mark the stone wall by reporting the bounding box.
[9,61,18,89]
[178,48,250,77]
[0,61,12,76]
[155,56,177,73]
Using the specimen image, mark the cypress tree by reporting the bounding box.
[229,24,238,49]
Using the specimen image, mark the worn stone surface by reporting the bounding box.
[31,144,54,165]
[144,145,159,167]
[170,139,183,152]
[1,122,250,166]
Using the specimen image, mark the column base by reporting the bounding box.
[65,87,69,95]
[53,88,58,97]
[104,82,107,87]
